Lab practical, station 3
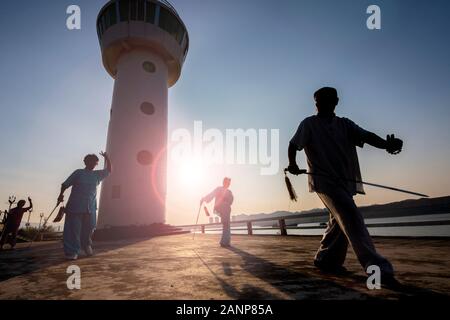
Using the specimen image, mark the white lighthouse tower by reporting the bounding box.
[95,0,188,237]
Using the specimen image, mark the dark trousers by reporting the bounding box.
[315,187,394,276]
[0,222,19,248]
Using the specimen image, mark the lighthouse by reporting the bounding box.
[95,0,189,234]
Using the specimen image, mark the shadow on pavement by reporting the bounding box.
[227,246,447,299]
[0,237,153,282]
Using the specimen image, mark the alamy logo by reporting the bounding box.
[366,265,381,290]
[366,5,381,30]
[170,121,279,175]
[66,265,81,290]
[66,5,81,30]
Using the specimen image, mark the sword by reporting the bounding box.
[284,168,429,198]
[192,204,202,240]
[28,201,61,248]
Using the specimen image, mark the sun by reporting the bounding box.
[177,157,206,189]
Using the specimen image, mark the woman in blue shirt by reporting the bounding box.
[58,152,112,260]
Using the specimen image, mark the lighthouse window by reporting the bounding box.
[119,0,130,22]
[143,61,156,73]
[105,3,117,29]
[145,1,156,24]
[140,102,155,115]
[127,0,145,21]
[103,4,116,31]
[159,7,184,44]
[137,151,153,166]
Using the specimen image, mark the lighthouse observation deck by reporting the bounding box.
[96,0,189,86]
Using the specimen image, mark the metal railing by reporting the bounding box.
[177,212,450,236]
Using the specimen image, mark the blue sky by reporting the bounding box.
[0,0,449,225]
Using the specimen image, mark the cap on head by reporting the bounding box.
[17,200,26,207]
[314,87,339,114]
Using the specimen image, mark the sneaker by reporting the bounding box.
[65,254,78,260]
[84,246,94,257]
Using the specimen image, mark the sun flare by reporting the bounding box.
[177,157,206,189]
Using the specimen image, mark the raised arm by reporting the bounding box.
[363,131,403,154]
[362,131,387,149]
[24,197,33,211]
[100,151,112,173]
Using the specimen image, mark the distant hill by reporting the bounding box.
[232,196,450,226]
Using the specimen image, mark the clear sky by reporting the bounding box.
[0,0,449,226]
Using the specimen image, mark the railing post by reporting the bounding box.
[278,219,287,236]
[201,225,205,234]
[247,221,253,235]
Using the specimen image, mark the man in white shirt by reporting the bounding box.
[201,178,234,247]
[288,87,403,288]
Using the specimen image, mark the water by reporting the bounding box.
[15,213,450,237]
[200,213,450,237]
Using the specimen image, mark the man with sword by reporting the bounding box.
[287,87,403,288]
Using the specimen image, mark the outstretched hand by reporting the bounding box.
[99,151,108,158]
[386,134,403,155]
